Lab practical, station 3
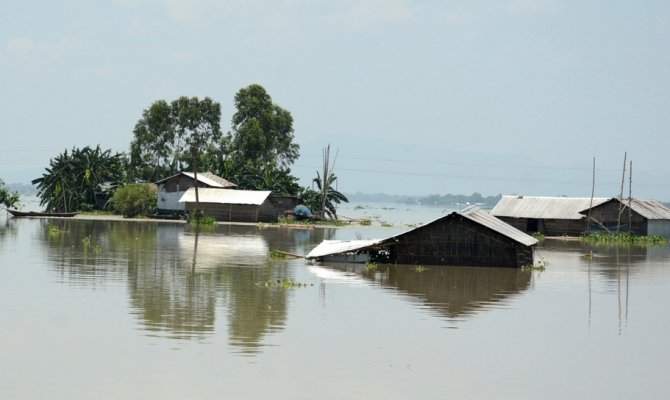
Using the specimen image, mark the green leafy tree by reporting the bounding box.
[0,179,21,210]
[129,97,224,182]
[224,84,300,194]
[129,100,177,182]
[220,160,300,196]
[171,96,223,220]
[32,146,126,212]
[111,183,157,217]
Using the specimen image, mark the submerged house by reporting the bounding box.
[490,195,609,236]
[155,172,237,213]
[179,188,298,223]
[580,198,670,237]
[307,207,538,268]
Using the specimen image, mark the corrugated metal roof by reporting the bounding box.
[490,195,609,220]
[154,171,236,188]
[306,239,384,259]
[628,199,670,220]
[459,206,538,247]
[584,198,670,220]
[197,172,237,188]
[179,188,271,205]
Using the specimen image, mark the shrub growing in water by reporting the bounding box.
[112,183,157,217]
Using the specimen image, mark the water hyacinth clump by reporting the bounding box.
[258,278,312,289]
[581,232,667,247]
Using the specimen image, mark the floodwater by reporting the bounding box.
[1,211,670,399]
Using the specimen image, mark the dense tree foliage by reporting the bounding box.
[0,179,21,210]
[111,183,157,217]
[129,88,301,197]
[32,146,125,212]
[218,84,301,195]
[220,161,300,196]
[130,97,223,182]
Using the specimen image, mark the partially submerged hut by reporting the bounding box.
[490,195,608,236]
[155,172,237,214]
[179,188,297,223]
[580,198,670,237]
[307,207,538,267]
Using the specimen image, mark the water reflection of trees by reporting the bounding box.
[0,217,19,250]
[40,219,136,283]
[35,219,331,352]
[221,265,291,355]
[317,264,532,320]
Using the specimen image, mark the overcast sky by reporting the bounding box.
[1,1,669,199]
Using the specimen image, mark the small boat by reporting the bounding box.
[8,210,78,218]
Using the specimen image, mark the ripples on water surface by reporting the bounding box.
[1,212,669,399]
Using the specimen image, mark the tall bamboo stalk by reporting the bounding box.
[616,152,627,233]
[628,160,633,233]
[587,157,596,233]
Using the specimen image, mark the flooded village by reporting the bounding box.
[3,2,670,398]
[2,113,670,400]
[3,162,670,399]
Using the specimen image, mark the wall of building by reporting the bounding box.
[185,202,262,222]
[586,202,648,235]
[647,220,670,238]
[158,190,186,212]
[497,217,587,236]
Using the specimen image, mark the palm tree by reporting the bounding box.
[311,171,348,219]
[33,146,126,212]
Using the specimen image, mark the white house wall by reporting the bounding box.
[158,191,186,211]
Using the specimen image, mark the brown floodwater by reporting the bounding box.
[1,215,669,399]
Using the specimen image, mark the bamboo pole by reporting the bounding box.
[628,160,633,233]
[586,157,596,233]
[616,152,627,233]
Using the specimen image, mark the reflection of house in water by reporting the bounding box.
[130,224,292,351]
[310,264,532,319]
[178,231,269,268]
[33,218,324,351]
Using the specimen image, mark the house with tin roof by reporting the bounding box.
[179,187,298,223]
[307,207,538,268]
[580,198,670,237]
[154,171,237,213]
[490,195,609,236]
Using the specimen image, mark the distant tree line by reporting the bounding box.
[346,192,502,208]
[31,84,347,218]
[0,179,22,210]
